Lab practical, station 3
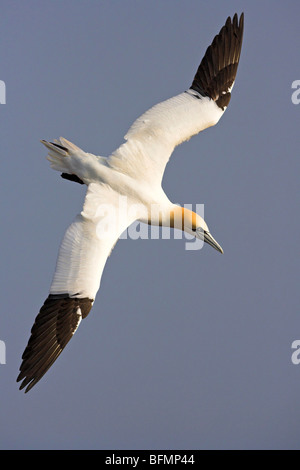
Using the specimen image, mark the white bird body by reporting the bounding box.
[18,13,244,392]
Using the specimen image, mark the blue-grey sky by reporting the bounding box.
[1,0,299,450]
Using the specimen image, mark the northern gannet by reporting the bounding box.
[18,13,244,392]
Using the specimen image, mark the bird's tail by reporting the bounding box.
[41,137,108,185]
[41,137,90,184]
[41,137,81,173]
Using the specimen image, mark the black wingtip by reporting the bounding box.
[61,173,85,185]
[190,13,244,110]
[17,295,93,393]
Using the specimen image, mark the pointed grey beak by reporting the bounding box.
[203,231,224,254]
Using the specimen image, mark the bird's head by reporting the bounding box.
[171,206,223,254]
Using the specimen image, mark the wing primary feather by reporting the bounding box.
[190,12,244,110]
[17,295,93,393]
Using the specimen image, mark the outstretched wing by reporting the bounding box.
[108,13,244,185]
[17,184,136,392]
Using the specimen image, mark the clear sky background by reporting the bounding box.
[1,0,299,450]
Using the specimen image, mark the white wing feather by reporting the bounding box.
[50,183,137,300]
[107,91,224,185]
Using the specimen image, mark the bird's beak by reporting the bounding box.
[203,231,224,254]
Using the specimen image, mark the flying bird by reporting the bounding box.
[18,13,244,392]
